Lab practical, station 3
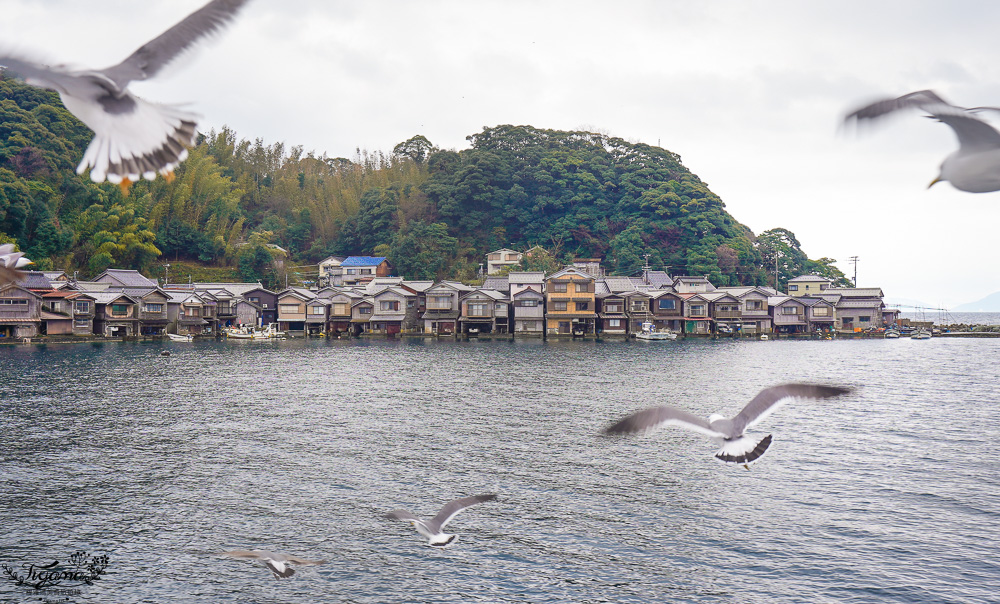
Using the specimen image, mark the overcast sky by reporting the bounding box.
[2,0,999,307]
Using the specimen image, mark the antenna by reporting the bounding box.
[848,256,859,286]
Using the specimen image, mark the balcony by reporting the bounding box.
[715,310,743,319]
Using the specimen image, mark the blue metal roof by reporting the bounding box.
[341,256,387,267]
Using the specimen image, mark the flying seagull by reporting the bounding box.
[604,384,852,468]
[844,90,1000,193]
[218,549,326,579]
[385,494,497,547]
[0,244,32,287]
[0,0,250,190]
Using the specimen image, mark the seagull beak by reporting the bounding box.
[928,175,942,189]
[743,464,750,471]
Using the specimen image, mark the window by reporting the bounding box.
[279,304,300,314]
[488,253,501,261]
[552,282,568,293]
[111,303,130,316]
[359,306,372,315]
[428,295,452,310]
[630,300,647,312]
[576,302,589,312]
[74,319,89,329]
[407,299,415,308]
[332,303,348,315]
[746,300,763,311]
[690,304,706,316]
[495,303,505,311]
[380,300,400,312]
[658,299,676,310]
[249,296,260,303]
[505,253,519,261]
[347,269,357,275]
[74,301,91,313]
[575,282,589,293]
[859,315,871,323]
[781,306,800,315]
[468,302,489,316]
[789,284,799,291]
[812,306,830,317]
[608,318,622,327]
[144,303,164,313]
[605,303,622,313]
[309,306,326,315]
[362,268,373,275]
[0,298,28,306]
[518,299,538,307]
[553,301,568,311]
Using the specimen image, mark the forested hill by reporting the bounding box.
[0,75,848,288]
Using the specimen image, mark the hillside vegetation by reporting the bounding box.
[0,75,848,288]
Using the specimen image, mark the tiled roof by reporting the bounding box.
[603,277,636,293]
[89,291,138,304]
[98,269,158,287]
[341,256,387,267]
[482,276,509,292]
[21,271,53,290]
[193,282,262,296]
[401,280,435,292]
[643,270,673,287]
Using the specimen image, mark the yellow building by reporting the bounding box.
[545,267,597,335]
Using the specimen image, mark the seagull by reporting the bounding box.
[604,384,852,468]
[0,244,32,286]
[844,90,1000,193]
[385,494,497,547]
[0,0,250,191]
[218,549,326,579]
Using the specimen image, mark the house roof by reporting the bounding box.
[193,282,263,296]
[89,291,139,304]
[788,275,833,283]
[481,276,509,292]
[42,271,68,281]
[341,256,388,267]
[547,266,593,281]
[836,299,884,309]
[826,287,884,298]
[95,269,158,287]
[768,296,805,306]
[507,271,546,283]
[400,280,435,292]
[21,271,53,290]
[602,276,636,293]
[642,270,673,288]
[488,248,521,255]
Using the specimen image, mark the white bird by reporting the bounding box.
[0,0,250,190]
[0,244,32,286]
[844,90,1000,193]
[386,494,497,547]
[604,384,852,468]
[218,549,326,579]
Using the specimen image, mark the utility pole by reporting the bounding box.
[162,264,170,286]
[849,256,859,286]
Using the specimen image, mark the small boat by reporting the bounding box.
[884,328,901,339]
[635,322,677,340]
[911,327,932,340]
[166,333,194,342]
[759,334,769,341]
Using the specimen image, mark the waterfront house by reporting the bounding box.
[321,289,363,334]
[233,298,262,328]
[42,290,96,335]
[459,289,509,334]
[510,287,545,334]
[243,287,278,326]
[623,291,652,334]
[801,297,836,332]
[421,281,472,335]
[678,293,714,335]
[715,287,773,334]
[369,287,417,335]
[769,296,808,334]
[341,256,393,285]
[709,292,743,334]
[486,248,523,275]
[92,291,139,337]
[305,298,330,335]
[133,288,171,336]
[597,282,630,335]
[276,289,314,335]
[787,275,833,296]
[0,284,42,339]
[165,291,209,336]
[822,287,886,332]
[350,297,375,335]
[545,267,597,335]
[646,289,684,333]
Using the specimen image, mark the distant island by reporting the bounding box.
[953,292,1000,312]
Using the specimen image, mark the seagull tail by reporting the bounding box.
[75,95,198,185]
[714,434,772,466]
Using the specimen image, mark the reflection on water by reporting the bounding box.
[1,337,998,603]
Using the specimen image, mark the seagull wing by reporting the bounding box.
[0,245,29,286]
[282,554,327,566]
[845,89,1000,152]
[100,0,251,88]
[386,509,428,529]
[731,383,852,435]
[428,494,497,532]
[0,54,96,96]
[604,406,724,439]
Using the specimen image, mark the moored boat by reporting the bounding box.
[635,322,677,340]
[166,333,194,342]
